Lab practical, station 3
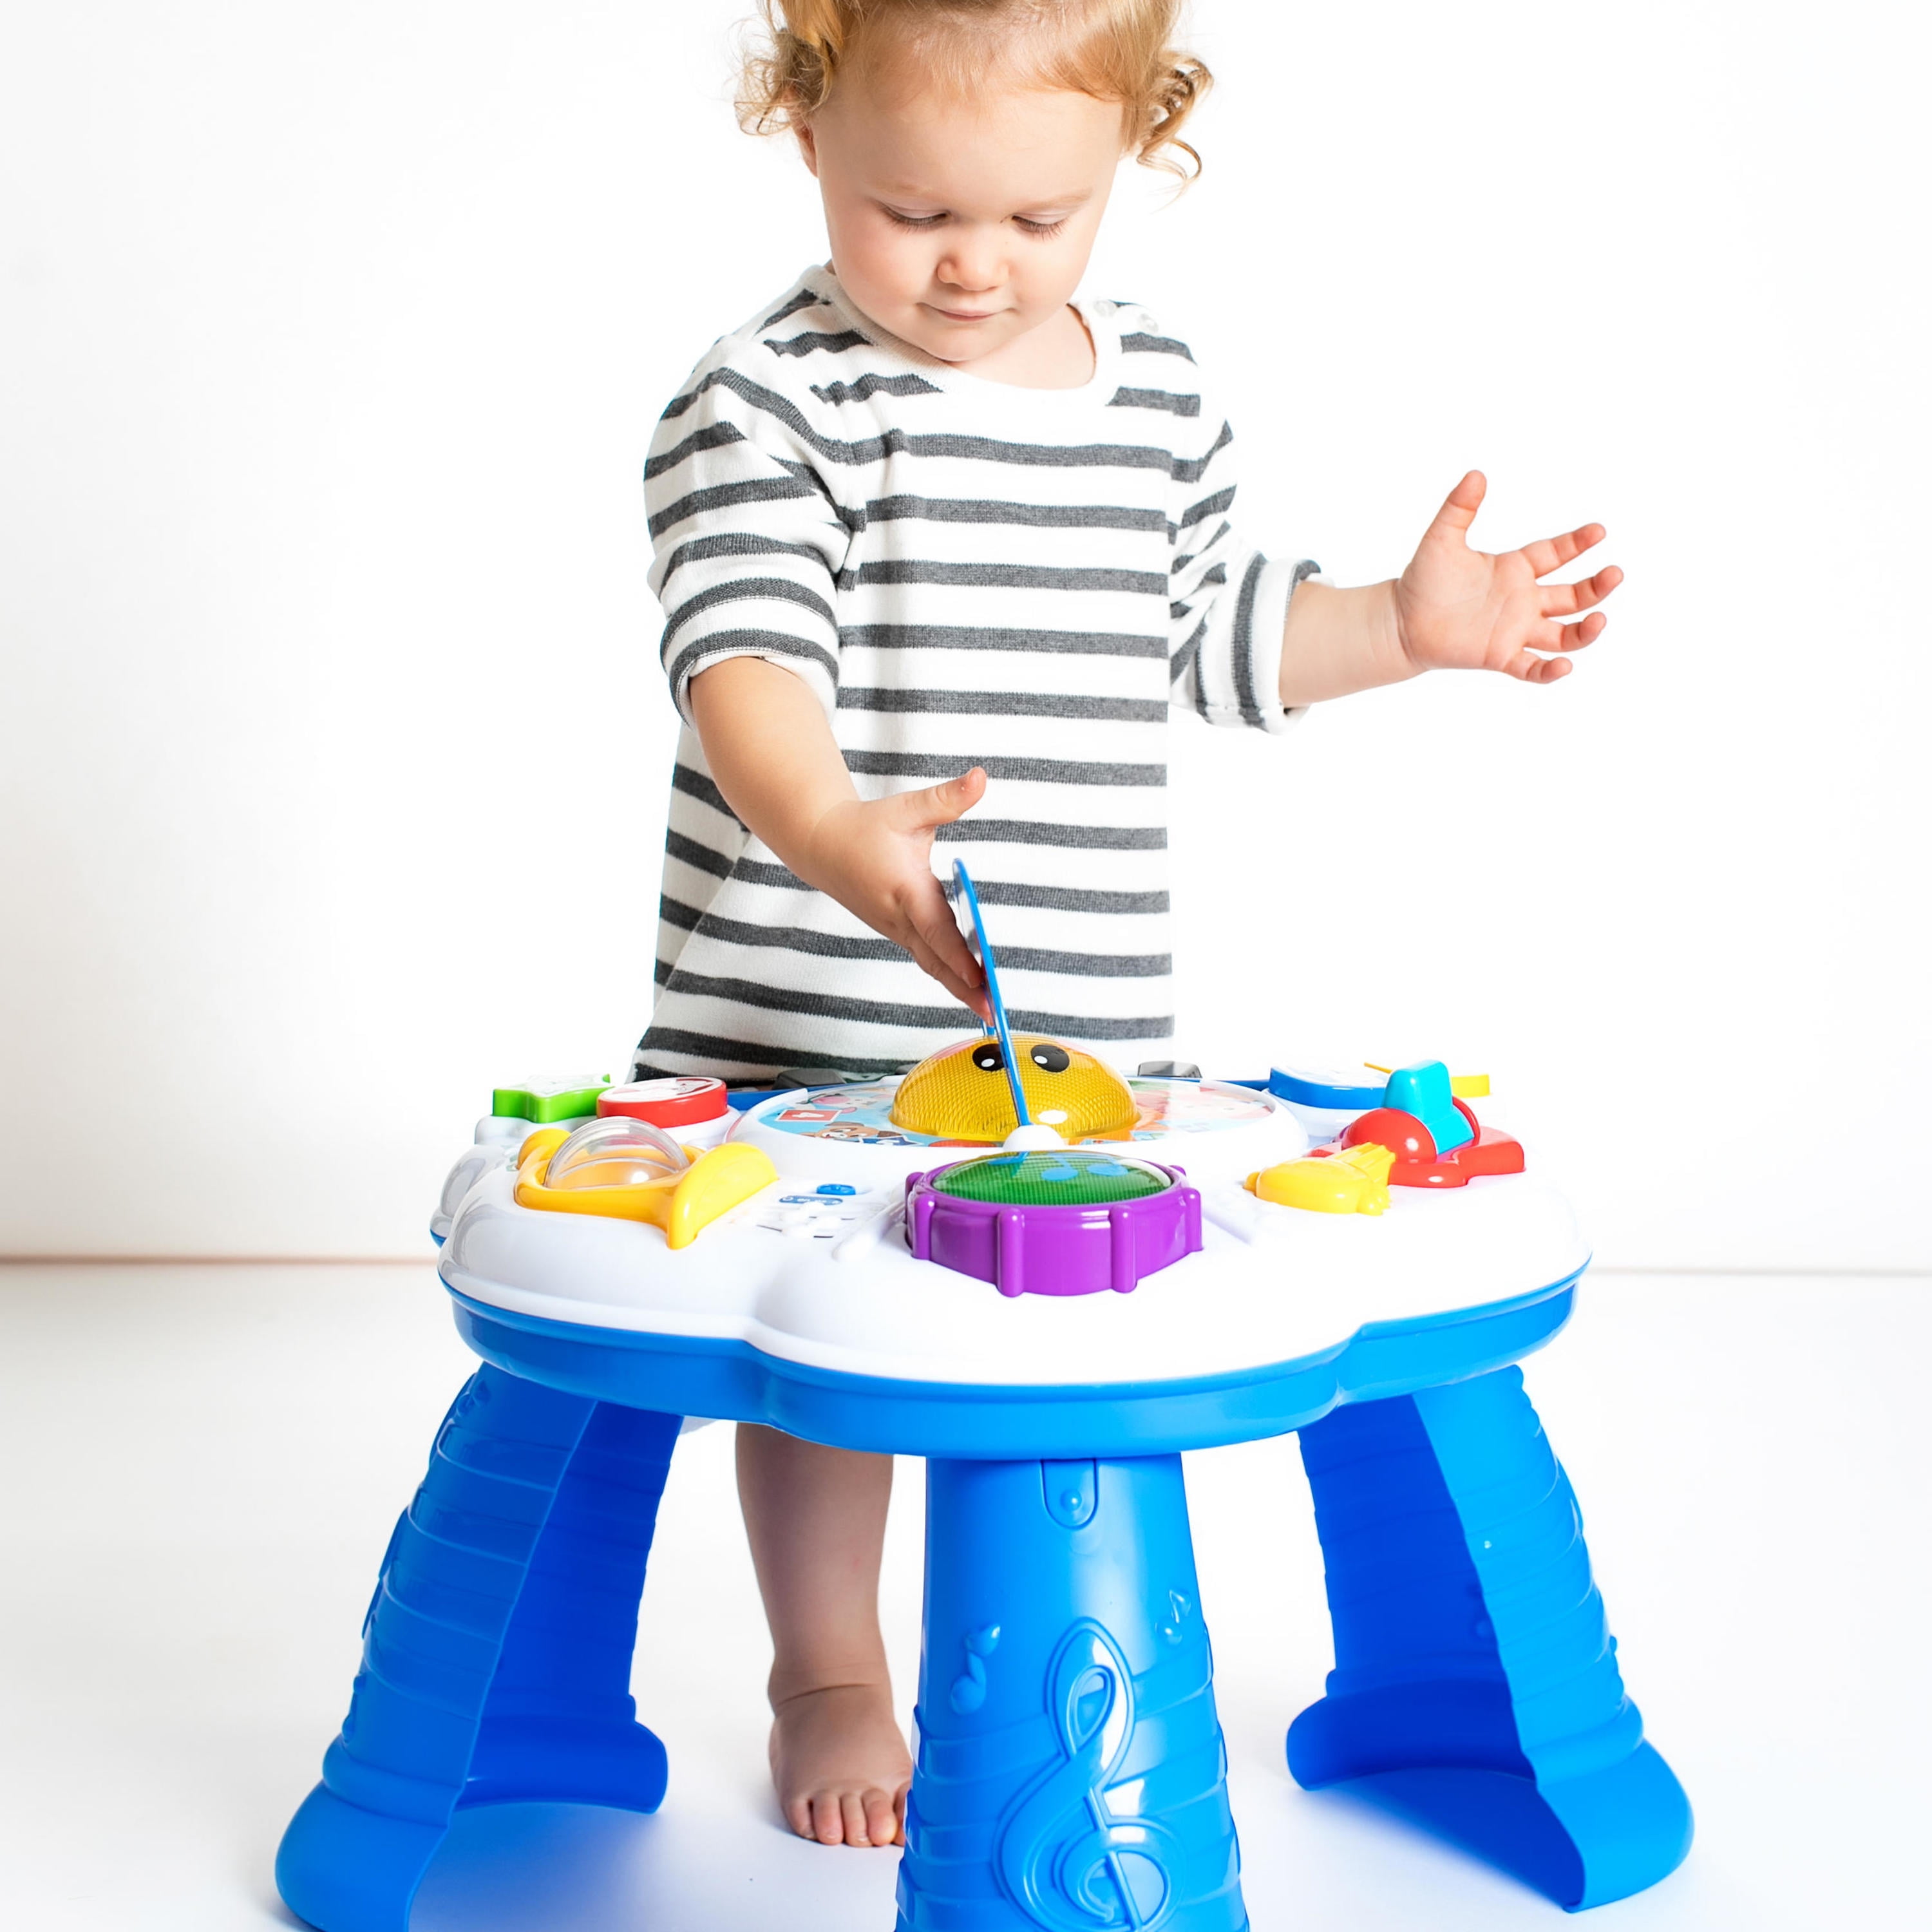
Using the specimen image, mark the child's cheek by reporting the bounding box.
[875,231,933,309]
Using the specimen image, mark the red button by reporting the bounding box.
[596,1078,728,1128]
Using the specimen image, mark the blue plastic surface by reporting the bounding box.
[277,1288,1691,1929]
[902,1454,1243,1930]
[1267,1067,1385,1110]
[446,1273,1582,1461]
[1289,1367,1692,1909]
[275,1369,681,1932]
[951,858,1031,1126]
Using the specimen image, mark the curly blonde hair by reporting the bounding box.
[737,0,1213,179]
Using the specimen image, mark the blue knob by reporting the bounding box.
[1382,1061,1472,1153]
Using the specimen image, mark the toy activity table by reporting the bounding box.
[275,1066,1692,1931]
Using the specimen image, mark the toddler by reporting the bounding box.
[632,0,1618,1850]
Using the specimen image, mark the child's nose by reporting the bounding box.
[935,234,1007,294]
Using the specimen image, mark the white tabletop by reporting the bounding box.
[439,1080,1589,1391]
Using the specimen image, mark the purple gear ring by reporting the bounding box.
[903,1162,1203,1298]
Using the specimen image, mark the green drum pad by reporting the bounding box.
[931,1150,1170,1206]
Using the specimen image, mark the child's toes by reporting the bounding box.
[862,1785,901,1847]
[809,1793,846,1844]
[840,1791,872,1845]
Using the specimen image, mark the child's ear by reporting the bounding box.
[795,121,821,178]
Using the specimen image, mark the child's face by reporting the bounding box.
[799,57,1125,368]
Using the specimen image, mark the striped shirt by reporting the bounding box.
[632,265,1316,1084]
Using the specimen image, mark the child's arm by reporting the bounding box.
[688,657,992,1020]
[1277,471,1623,706]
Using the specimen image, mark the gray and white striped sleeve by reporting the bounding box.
[1165,404,1319,733]
[644,353,850,723]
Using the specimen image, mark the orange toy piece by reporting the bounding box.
[891,1034,1139,1144]
[1341,1099,1526,1189]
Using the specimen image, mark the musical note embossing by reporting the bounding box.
[995,1620,1180,1930]
[951,1622,1002,1713]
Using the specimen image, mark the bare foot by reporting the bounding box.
[769,1681,913,1847]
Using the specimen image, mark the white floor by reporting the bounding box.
[0,1264,1925,1931]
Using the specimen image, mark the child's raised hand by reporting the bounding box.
[802,772,993,1021]
[1393,471,1622,684]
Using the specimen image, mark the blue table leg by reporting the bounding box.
[900,1454,1245,1932]
[1289,1365,1692,1909]
[275,1364,682,1932]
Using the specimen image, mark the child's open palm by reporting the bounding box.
[1394,471,1622,685]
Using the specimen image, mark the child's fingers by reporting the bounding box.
[901,881,990,1018]
[1503,612,1604,681]
[1504,650,1575,684]
[886,768,987,833]
[905,937,992,1019]
[905,871,981,977]
[1539,564,1622,617]
[1425,469,1487,538]
[1548,612,1606,650]
[1519,523,1607,579]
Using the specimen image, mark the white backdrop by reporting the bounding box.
[3,1,1926,1267]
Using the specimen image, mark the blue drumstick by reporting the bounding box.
[950,859,1030,1128]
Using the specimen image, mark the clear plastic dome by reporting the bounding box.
[542,1115,689,1191]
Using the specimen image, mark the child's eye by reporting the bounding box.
[884,208,947,229]
[1015,217,1069,238]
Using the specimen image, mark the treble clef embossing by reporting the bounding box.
[995,1621,1180,1931]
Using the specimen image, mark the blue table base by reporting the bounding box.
[276,1370,681,1932]
[1290,1368,1692,1911]
[276,1359,1689,1930]
[902,1454,1242,1931]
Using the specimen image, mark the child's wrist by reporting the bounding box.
[1378,579,1426,679]
[795,794,864,893]
[1280,579,1415,706]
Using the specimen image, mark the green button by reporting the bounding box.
[491,1077,611,1124]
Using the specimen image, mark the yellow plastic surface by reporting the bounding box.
[515,1139,777,1247]
[516,1127,572,1170]
[891,1034,1139,1143]
[1245,1142,1396,1217]
[1366,1063,1490,1099]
